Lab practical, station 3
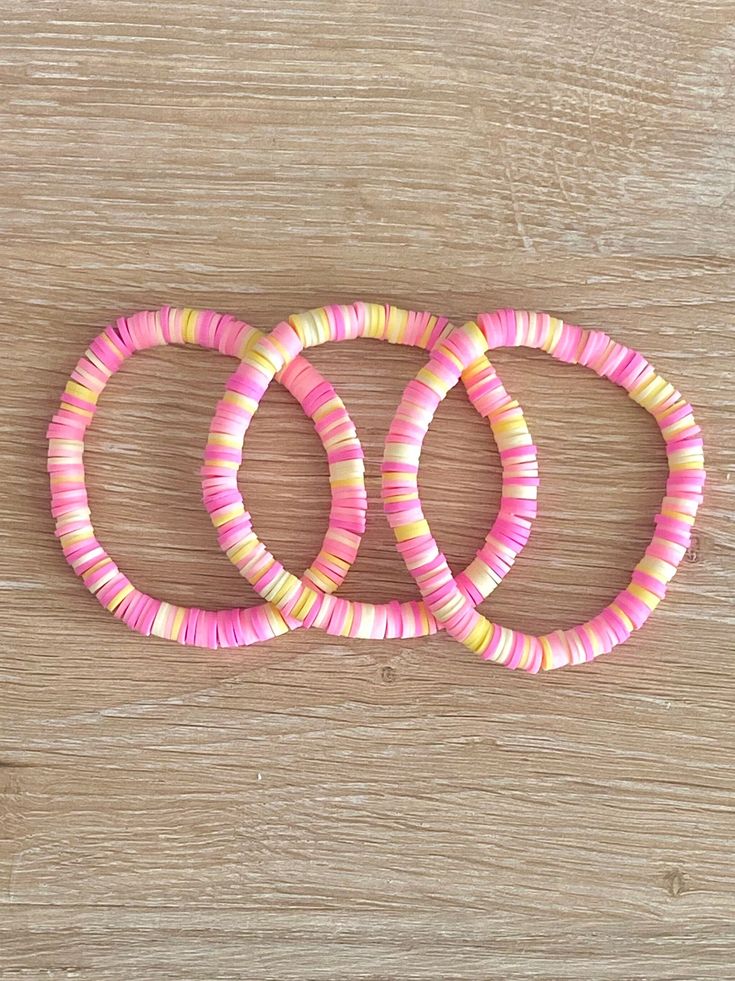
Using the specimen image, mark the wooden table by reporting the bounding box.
[2,2,734,978]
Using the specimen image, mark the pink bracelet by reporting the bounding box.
[382,308,705,671]
[46,307,367,647]
[202,302,539,639]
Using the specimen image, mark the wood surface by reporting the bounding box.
[1,2,734,978]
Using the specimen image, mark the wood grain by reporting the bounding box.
[1,1,734,978]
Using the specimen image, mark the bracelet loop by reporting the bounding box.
[202,302,538,639]
[382,309,705,670]
[47,307,367,647]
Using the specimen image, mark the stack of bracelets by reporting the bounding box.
[47,303,704,672]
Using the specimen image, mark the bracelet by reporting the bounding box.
[47,307,367,647]
[202,302,539,639]
[382,308,705,670]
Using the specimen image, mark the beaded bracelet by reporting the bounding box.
[46,307,367,648]
[382,308,705,671]
[202,302,539,640]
